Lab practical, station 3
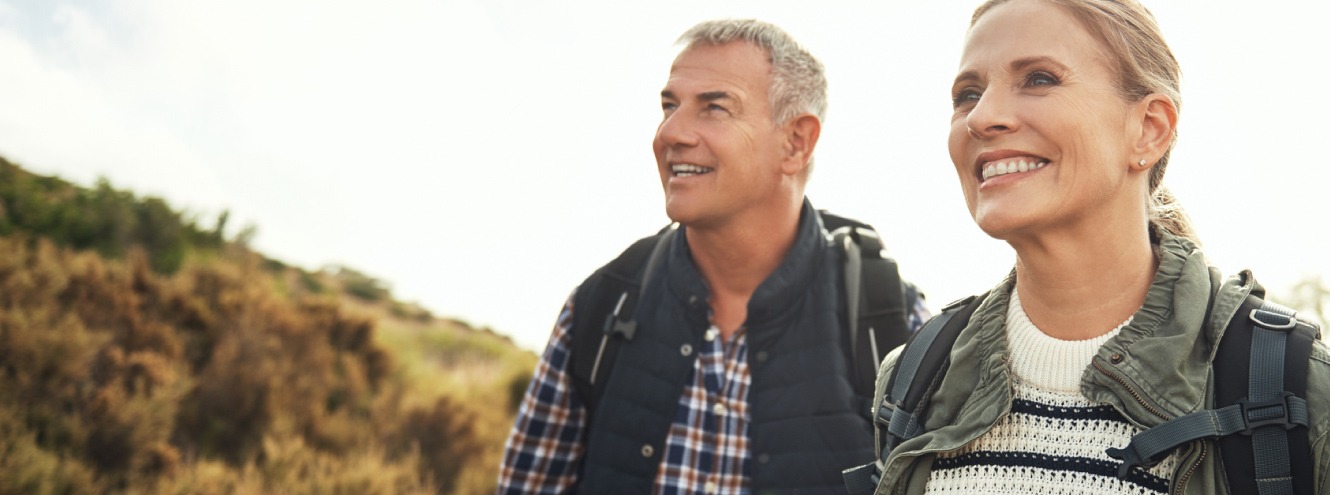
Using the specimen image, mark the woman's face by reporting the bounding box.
[948,0,1141,241]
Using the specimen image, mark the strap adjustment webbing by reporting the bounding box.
[842,463,881,495]
[1107,300,1308,495]
[1105,393,1309,478]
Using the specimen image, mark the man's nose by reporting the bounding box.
[656,110,700,148]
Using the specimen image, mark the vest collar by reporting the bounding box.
[664,198,828,327]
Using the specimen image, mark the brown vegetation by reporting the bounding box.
[0,157,536,494]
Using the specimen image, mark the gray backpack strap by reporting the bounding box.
[842,293,987,495]
[1249,302,1301,495]
[569,225,676,414]
[1106,299,1318,495]
[832,223,912,399]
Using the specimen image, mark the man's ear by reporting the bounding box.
[782,114,821,176]
[1132,93,1177,168]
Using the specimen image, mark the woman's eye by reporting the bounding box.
[1027,71,1059,87]
[952,89,981,108]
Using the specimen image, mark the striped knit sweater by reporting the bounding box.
[924,290,1177,494]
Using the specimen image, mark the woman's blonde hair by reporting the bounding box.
[971,0,1200,245]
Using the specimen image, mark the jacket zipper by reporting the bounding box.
[1174,441,1204,495]
[1094,360,1202,493]
[1091,360,1171,421]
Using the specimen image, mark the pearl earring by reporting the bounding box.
[1138,159,1147,167]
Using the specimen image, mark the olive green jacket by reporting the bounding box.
[870,233,1330,495]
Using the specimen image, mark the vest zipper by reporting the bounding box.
[1091,359,1171,421]
[1174,441,1204,495]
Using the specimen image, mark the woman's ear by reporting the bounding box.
[1132,93,1178,168]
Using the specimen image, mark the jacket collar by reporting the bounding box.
[947,231,1256,424]
[883,231,1264,491]
[663,198,828,327]
[1082,232,1258,421]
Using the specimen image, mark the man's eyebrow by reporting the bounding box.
[697,91,731,101]
[659,90,738,108]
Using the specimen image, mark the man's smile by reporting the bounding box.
[670,163,715,177]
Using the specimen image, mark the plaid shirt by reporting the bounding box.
[498,291,930,495]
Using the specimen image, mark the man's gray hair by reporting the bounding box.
[677,19,828,127]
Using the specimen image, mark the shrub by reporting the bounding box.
[0,236,494,494]
[0,158,535,494]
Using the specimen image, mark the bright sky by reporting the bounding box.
[0,0,1326,351]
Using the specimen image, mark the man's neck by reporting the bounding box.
[685,199,803,338]
[1009,212,1158,342]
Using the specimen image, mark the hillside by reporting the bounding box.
[0,156,536,495]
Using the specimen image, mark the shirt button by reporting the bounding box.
[641,444,654,457]
[755,351,769,363]
[680,343,693,356]
[713,403,726,416]
[704,480,718,493]
[758,453,771,464]
[704,327,718,341]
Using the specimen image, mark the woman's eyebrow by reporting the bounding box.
[1009,56,1070,73]
[954,70,980,87]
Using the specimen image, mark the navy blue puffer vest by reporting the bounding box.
[577,202,875,494]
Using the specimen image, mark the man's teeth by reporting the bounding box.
[982,159,1048,180]
[671,164,714,177]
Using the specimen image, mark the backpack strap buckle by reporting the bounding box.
[1105,444,1151,480]
[874,400,895,426]
[1238,391,1306,435]
[1250,307,1297,331]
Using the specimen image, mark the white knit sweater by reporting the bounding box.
[924,290,1176,495]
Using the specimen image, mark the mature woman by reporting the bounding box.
[858,0,1330,494]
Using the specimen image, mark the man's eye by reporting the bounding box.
[952,89,981,108]
[707,103,726,112]
[1027,71,1059,87]
[662,102,677,111]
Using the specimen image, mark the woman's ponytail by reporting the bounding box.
[1147,183,1200,246]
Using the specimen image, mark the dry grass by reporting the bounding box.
[0,235,535,495]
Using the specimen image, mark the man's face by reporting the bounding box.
[653,41,787,229]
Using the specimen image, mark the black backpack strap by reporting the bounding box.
[1105,296,1319,495]
[1216,296,1318,495]
[880,293,987,448]
[569,226,676,414]
[842,292,987,495]
[819,209,873,233]
[823,210,915,398]
[835,226,910,397]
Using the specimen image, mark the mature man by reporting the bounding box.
[497,19,928,495]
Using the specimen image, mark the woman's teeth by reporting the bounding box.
[982,159,1048,181]
[672,164,714,177]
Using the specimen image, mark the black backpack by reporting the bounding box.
[843,291,1323,495]
[567,211,919,416]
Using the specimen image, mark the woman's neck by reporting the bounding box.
[1009,221,1158,341]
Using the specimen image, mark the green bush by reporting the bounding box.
[0,157,226,275]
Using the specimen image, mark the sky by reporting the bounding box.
[0,0,1326,351]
